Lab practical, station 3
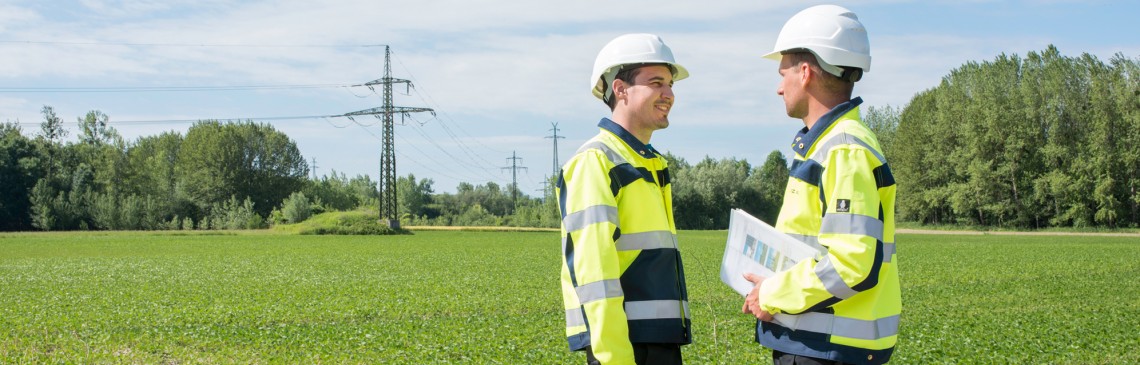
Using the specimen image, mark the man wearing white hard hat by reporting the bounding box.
[557,33,691,365]
[741,5,901,365]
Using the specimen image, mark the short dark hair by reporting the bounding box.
[784,51,855,97]
[603,63,674,110]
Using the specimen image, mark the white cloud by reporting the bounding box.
[2,0,1139,194]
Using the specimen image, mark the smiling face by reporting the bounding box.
[612,64,675,141]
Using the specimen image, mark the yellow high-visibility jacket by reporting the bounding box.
[557,118,691,365]
[758,97,900,365]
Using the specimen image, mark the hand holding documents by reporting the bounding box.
[719,209,824,296]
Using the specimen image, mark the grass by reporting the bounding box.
[895,221,1140,234]
[0,230,1136,363]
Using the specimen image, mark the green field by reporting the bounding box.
[1,230,1137,364]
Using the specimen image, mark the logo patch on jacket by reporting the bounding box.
[836,199,851,213]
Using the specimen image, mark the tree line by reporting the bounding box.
[0,106,789,231]
[886,45,1139,228]
[2,45,1135,231]
[351,151,791,230]
[1,110,309,231]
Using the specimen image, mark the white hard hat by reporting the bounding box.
[763,4,871,81]
[591,33,689,101]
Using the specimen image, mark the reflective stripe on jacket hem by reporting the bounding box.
[772,312,899,341]
[565,299,690,328]
[625,300,690,320]
[565,307,585,327]
[759,319,895,365]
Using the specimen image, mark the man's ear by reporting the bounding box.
[799,62,813,87]
[611,78,627,102]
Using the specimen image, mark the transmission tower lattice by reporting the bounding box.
[343,46,435,228]
[545,122,564,179]
[501,151,527,204]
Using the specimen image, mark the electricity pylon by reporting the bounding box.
[501,151,527,204]
[343,46,434,229]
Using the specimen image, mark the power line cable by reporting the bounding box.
[0,84,357,93]
[404,112,501,172]
[398,76,504,171]
[349,118,471,183]
[322,116,353,129]
[353,116,494,184]
[407,122,503,182]
[345,85,379,98]
[391,51,507,161]
[396,149,490,185]
[394,51,506,157]
[344,115,379,127]
[0,40,386,48]
[12,114,337,126]
[392,130,478,183]
[406,120,502,182]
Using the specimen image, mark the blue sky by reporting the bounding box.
[2,0,1137,196]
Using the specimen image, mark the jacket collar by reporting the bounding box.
[791,97,862,156]
[599,118,659,158]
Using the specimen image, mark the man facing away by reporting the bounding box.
[557,33,692,365]
[741,5,901,365]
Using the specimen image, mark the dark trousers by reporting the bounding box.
[584,343,682,365]
[773,350,847,365]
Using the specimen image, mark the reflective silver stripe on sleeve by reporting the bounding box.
[624,300,690,320]
[575,279,624,304]
[883,242,896,263]
[820,213,884,243]
[814,256,859,299]
[577,141,628,165]
[772,313,899,340]
[787,233,827,256]
[808,133,887,165]
[562,205,619,232]
[565,308,585,327]
[616,231,677,251]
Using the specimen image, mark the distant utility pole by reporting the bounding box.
[310,157,319,180]
[501,151,527,204]
[545,122,565,178]
[536,175,551,203]
[342,46,435,229]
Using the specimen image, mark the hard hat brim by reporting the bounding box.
[591,62,689,101]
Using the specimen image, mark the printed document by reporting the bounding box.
[719,209,824,296]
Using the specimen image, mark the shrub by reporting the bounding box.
[276,211,404,235]
[210,196,265,230]
[281,192,311,224]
